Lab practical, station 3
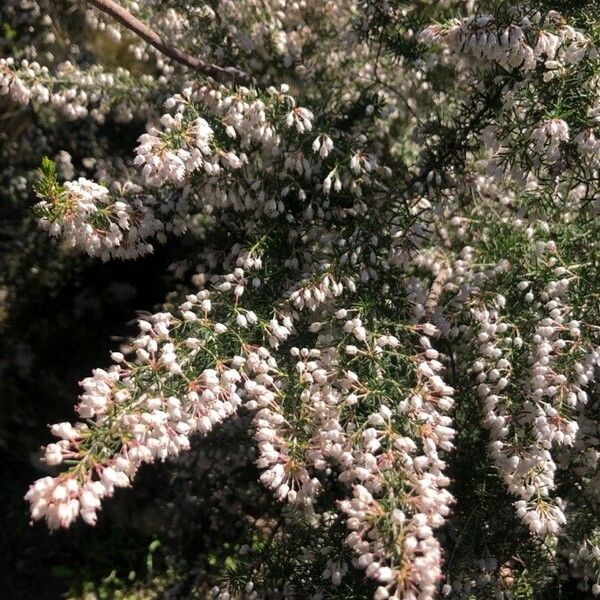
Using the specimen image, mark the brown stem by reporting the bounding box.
[83,0,256,87]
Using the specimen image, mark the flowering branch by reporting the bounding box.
[83,0,256,87]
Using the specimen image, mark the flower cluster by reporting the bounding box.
[134,114,216,186]
[35,175,164,260]
[25,274,271,527]
[420,12,594,74]
[339,338,455,599]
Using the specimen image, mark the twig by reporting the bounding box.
[83,0,256,87]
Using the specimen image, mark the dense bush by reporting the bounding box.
[2,0,600,598]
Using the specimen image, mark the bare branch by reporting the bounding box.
[83,0,256,87]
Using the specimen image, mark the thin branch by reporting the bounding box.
[83,0,256,87]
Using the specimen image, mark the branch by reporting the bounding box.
[83,0,256,87]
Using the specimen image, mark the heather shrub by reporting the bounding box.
[2,1,600,597]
